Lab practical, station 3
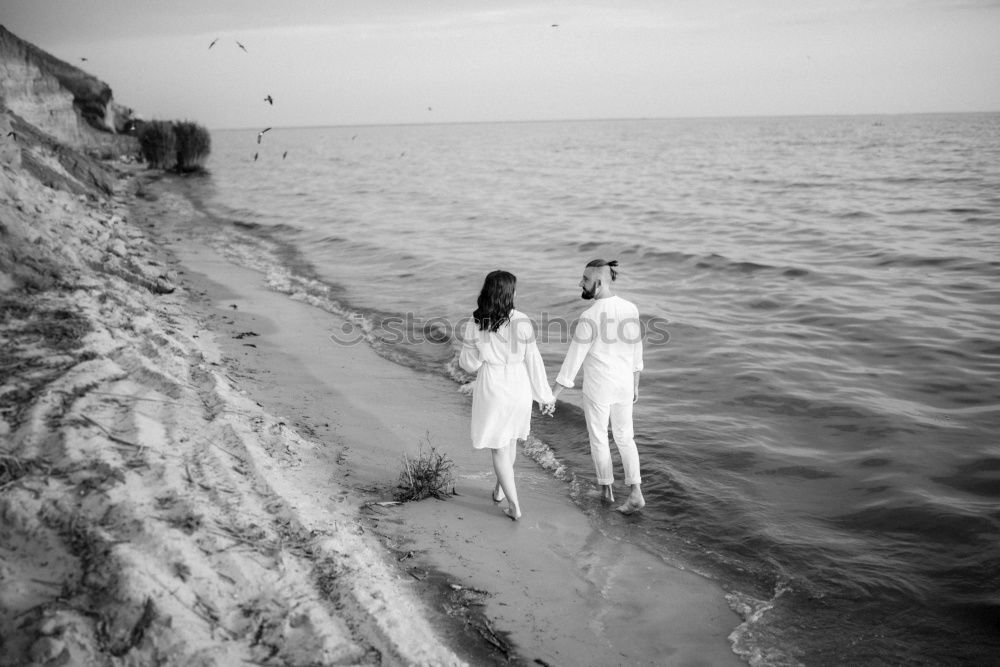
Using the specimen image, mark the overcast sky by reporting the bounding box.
[5,0,999,129]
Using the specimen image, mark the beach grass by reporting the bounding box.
[394,440,455,502]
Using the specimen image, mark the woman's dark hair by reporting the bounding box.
[473,270,516,332]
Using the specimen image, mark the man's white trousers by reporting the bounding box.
[583,395,641,486]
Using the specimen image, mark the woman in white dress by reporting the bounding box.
[459,270,555,520]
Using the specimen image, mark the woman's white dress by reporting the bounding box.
[459,310,554,450]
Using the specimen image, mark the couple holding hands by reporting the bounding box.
[459,259,646,520]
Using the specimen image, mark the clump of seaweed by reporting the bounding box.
[394,440,455,502]
[0,296,93,428]
[0,452,40,490]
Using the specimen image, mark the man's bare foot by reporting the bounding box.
[616,499,645,515]
[616,490,645,515]
[492,483,505,504]
[504,504,521,521]
[600,484,615,504]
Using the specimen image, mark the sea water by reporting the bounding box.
[173,114,1000,665]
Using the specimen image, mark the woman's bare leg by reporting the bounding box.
[491,443,520,520]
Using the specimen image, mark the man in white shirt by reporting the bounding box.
[550,259,646,514]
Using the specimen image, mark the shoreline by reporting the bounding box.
[1,158,744,664]
[144,174,745,665]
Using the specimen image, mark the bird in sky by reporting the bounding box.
[80,57,88,61]
[257,127,272,144]
[209,38,219,49]
[551,24,559,27]
[264,95,274,105]
[236,40,248,53]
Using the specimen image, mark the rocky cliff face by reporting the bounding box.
[0,25,136,147]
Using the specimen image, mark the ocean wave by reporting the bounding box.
[875,175,984,185]
[831,502,997,555]
[639,248,698,264]
[931,456,1000,498]
[726,584,797,667]
[832,210,877,219]
[688,252,811,278]
[731,390,919,440]
[521,434,573,482]
[962,215,999,225]
[869,252,1000,272]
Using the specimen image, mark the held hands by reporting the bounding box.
[541,382,564,417]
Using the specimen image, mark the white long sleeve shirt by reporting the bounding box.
[555,295,643,405]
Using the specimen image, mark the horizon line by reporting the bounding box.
[208,109,1000,133]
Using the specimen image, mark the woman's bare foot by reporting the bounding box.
[492,483,505,504]
[504,503,521,521]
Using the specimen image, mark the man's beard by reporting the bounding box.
[581,285,597,300]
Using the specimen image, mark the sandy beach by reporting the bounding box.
[145,170,745,665]
[2,141,741,665]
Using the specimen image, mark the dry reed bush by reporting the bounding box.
[137,120,211,173]
[394,440,456,502]
[137,121,176,170]
[172,121,211,173]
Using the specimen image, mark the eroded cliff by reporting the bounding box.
[0,25,136,150]
[1,25,138,197]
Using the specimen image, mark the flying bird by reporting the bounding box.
[236,40,248,52]
[264,95,273,105]
[257,127,272,144]
[551,24,559,27]
[208,38,219,49]
[80,57,88,62]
